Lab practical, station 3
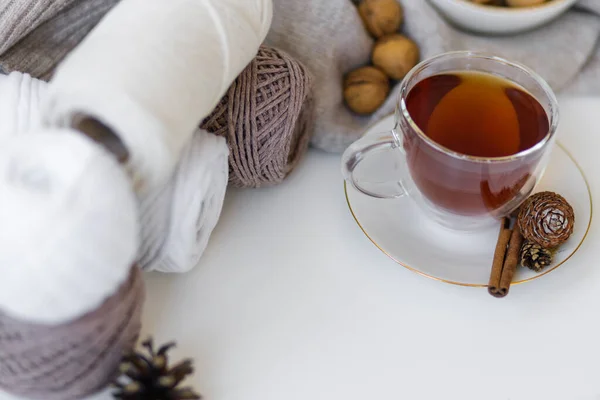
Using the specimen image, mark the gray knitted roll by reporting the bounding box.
[0,266,145,400]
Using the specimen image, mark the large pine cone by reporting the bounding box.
[518,191,574,248]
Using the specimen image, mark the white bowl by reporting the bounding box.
[428,0,578,35]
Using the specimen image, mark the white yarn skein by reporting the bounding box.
[44,0,273,193]
[138,129,229,273]
[0,129,138,324]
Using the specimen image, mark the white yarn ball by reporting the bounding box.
[0,129,138,324]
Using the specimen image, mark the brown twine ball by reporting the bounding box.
[0,266,145,400]
[518,191,575,248]
[201,46,314,188]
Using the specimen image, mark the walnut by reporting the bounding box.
[358,0,403,39]
[372,34,419,81]
[343,66,390,115]
[506,0,546,7]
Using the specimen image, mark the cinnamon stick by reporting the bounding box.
[488,217,512,298]
[498,225,524,297]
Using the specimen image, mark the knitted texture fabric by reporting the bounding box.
[0,0,77,55]
[0,0,120,80]
[0,266,145,400]
[201,46,314,188]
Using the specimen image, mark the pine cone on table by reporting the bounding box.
[113,338,201,400]
[520,241,553,272]
[518,191,574,249]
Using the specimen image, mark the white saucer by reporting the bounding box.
[344,116,593,287]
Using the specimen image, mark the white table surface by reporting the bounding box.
[139,98,600,400]
[2,98,598,400]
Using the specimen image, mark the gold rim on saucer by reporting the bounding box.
[344,142,593,288]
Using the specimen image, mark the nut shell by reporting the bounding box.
[358,0,404,39]
[518,191,575,248]
[372,34,419,80]
[343,66,390,115]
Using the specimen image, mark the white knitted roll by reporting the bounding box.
[0,72,45,140]
[0,129,138,324]
[138,129,229,273]
[43,0,273,193]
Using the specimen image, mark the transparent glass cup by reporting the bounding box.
[341,51,559,231]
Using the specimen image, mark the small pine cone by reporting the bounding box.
[518,191,574,248]
[520,241,553,272]
[113,338,201,400]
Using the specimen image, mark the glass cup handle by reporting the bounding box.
[341,128,407,199]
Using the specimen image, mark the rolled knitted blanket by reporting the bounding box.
[0,71,229,273]
[43,0,272,192]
